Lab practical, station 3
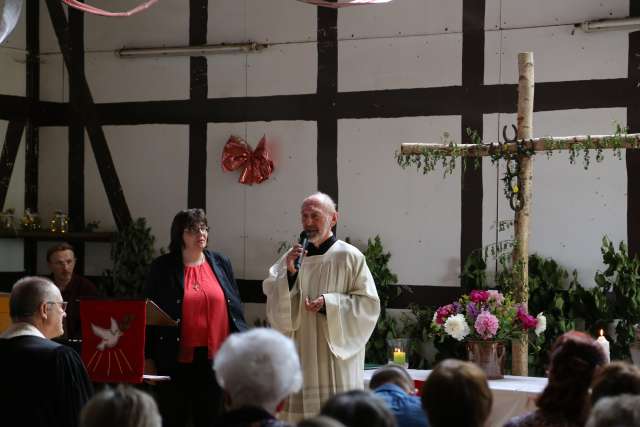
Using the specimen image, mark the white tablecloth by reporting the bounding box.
[364,369,547,427]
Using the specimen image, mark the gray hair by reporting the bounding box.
[10,276,58,321]
[214,328,302,413]
[79,385,161,427]
[303,192,337,214]
[585,394,640,427]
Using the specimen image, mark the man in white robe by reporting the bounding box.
[263,192,380,421]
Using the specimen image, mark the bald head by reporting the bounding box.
[302,192,337,215]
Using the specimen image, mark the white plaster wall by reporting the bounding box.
[482,108,627,288]
[207,121,317,280]
[338,116,461,286]
[0,120,26,271]
[339,33,462,92]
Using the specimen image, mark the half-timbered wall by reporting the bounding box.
[0,1,636,315]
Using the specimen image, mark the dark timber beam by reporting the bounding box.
[24,0,40,275]
[0,121,26,209]
[187,0,208,210]
[45,0,132,230]
[316,7,339,206]
[68,3,86,273]
[459,0,485,269]
[627,5,640,258]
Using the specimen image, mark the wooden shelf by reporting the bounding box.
[0,231,115,242]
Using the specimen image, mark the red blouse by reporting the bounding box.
[178,260,230,363]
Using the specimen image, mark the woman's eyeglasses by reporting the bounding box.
[185,225,209,234]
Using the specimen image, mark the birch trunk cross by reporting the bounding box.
[398,52,640,376]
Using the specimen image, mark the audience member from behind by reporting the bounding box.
[214,328,303,427]
[0,276,93,427]
[80,384,161,427]
[298,416,347,427]
[420,359,491,427]
[585,394,640,427]
[504,331,606,427]
[590,361,640,405]
[320,390,397,427]
[46,242,98,340]
[369,364,429,427]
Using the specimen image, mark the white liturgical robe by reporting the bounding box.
[263,239,380,421]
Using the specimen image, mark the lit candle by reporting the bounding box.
[596,329,610,363]
[393,347,406,365]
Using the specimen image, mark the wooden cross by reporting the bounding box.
[398,52,640,376]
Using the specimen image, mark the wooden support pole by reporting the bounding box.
[512,52,534,376]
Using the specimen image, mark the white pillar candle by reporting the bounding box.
[597,329,610,363]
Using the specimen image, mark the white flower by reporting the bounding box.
[444,314,470,341]
[535,312,547,336]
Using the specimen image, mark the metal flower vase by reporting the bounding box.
[466,340,506,380]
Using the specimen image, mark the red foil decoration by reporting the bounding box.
[222,135,274,185]
[62,0,158,17]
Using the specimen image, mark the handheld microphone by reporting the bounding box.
[294,231,308,271]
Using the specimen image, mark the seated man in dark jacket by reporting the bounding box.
[370,365,429,427]
[0,276,93,427]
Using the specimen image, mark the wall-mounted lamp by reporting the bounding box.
[116,42,267,58]
[577,17,640,33]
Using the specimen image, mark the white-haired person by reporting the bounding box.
[0,276,93,427]
[213,327,303,427]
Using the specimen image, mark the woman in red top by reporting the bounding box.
[144,209,248,427]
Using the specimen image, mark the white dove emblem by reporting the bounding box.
[91,317,124,351]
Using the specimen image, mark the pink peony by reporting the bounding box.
[487,290,504,305]
[517,306,538,329]
[470,290,490,303]
[474,310,499,339]
[435,304,456,325]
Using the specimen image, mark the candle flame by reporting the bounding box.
[599,329,604,337]
[394,347,401,352]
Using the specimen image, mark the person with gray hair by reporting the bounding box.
[0,276,93,427]
[80,384,161,427]
[213,327,303,427]
[585,394,640,427]
[263,192,380,421]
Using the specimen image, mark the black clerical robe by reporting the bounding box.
[0,333,94,427]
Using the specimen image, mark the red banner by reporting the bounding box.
[80,300,146,383]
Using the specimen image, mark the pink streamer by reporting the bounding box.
[61,0,158,17]
[297,0,392,8]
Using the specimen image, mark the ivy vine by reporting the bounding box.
[395,123,635,212]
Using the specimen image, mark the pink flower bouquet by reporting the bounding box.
[432,290,546,342]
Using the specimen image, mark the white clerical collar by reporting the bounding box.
[0,322,46,339]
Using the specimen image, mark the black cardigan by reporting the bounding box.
[144,250,248,375]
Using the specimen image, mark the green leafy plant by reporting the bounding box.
[526,255,580,375]
[363,235,401,365]
[101,218,156,297]
[587,236,640,359]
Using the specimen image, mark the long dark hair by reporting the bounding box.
[536,331,606,424]
[168,209,208,254]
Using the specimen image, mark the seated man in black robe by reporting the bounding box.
[0,276,94,427]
